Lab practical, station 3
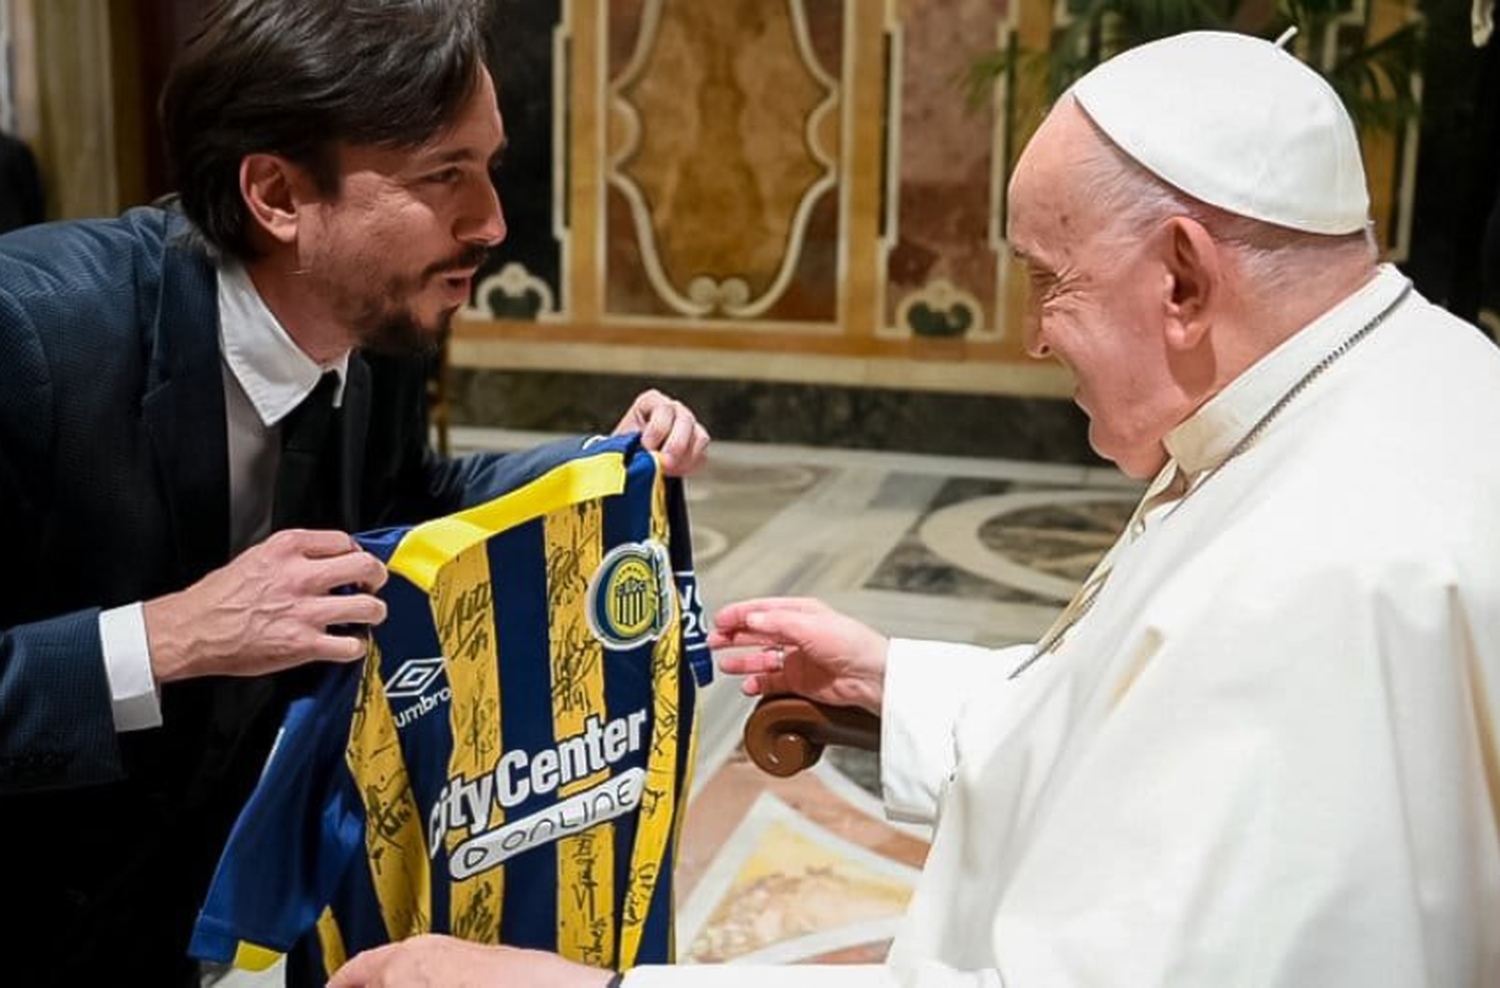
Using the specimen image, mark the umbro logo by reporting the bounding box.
[385,657,446,699]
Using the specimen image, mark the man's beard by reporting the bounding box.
[350,245,489,357]
[357,301,453,358]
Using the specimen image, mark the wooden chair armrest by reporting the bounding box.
[742,695,882,778]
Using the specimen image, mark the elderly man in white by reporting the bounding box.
[329,31,1500,988]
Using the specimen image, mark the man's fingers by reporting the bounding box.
[659,408,697,463]
[614,390,709,476]
[737,607,829,647]
[308,630,371,663]
[328,941,400,987]
[718,645,790,677]
[271,529,389,592]
[305,591,388,631]
[299,547,389,594]
[741,671,787,697]
[666,421,711,476]
[706,628,784,650]
[274,527,361,558]
[614,388,664,432]
[639,399,679,451]
[712,597,827,633]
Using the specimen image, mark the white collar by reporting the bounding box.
[217,262,350,427]
[1164,264,1408,478]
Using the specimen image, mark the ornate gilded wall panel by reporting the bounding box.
[473,0,568,321]
[881,0,1010,343]
[603,0,844,326]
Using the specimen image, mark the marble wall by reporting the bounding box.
[604,0,844,323]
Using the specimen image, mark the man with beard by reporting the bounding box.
[0,1,707,984]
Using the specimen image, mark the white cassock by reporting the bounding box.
[629,266,1500,987]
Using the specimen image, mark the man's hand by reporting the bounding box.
[328,935,616,988]
[710,597,890,716]
[142,529,387,683]
[612,388,710,476]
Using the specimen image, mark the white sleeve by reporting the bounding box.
[622,965,894,987]
[623,963,1001,987]
[880,639,1033,824]
[98,603,163,732]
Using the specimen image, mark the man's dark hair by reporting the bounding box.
[160,0,487,261]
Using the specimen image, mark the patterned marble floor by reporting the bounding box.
[212,428,1139,984]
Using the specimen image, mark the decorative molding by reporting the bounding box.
[605,0,840,319]
[553,0,574,317]
[895,278,984,338]
[876,0,1012,342]
[986,5,1024,344]
[464,262,560,321]
[686,275,752,312]
[875,0,903,336]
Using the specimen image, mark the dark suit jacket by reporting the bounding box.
[0,207,580,984]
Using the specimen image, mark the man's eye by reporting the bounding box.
[426,168,462,185]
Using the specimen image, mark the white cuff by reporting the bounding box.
[623,965,893,986]
[880,640,1032,824]
[99,603,163,732]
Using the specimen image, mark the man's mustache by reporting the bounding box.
[423,246,491,281]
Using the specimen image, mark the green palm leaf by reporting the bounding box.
[965,0,1423,132]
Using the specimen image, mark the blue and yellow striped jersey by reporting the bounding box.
[190,435,710,977]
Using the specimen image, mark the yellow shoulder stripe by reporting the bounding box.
[389,451,626,591]
[230,941,283,971]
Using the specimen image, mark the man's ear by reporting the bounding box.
[1161,216,1221,351]
[240,153,314,248]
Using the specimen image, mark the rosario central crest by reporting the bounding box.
[585,539,675,649]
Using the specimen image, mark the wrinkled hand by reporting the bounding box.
[143,529,387,683]
[612,388,710,476]
[710,597,889,715]
[328,935,615,988]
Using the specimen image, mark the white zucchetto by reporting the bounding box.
[1070,31,1371,235]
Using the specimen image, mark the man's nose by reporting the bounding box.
[1022,309,1049,359]
[461,178,507,247]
